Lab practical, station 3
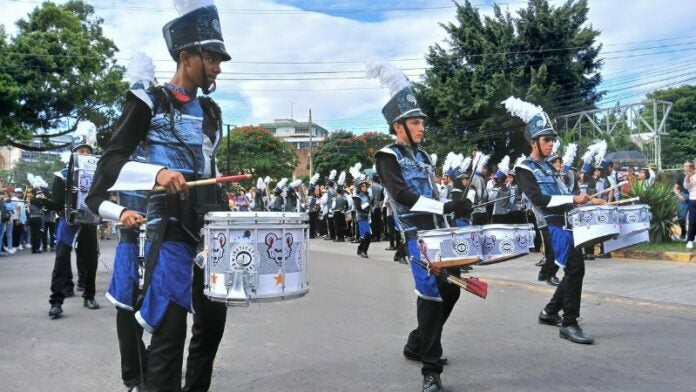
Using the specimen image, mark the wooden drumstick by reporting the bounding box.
[152,174,252,193]
[607,197,640,205]
[589,181,628,198]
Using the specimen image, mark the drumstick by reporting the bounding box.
[152,174,252,193]
[589,181,628,198]
[607,196,640,205]
[473,195,514,209]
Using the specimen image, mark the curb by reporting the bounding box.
[611,249,696,263]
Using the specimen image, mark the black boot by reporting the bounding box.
[422,374,443,392]
[83,297,100,310]
[48,304,63,318]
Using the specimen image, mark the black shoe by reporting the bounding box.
[385,246,397,251]
[535,259,545,267]
[546,276,560,286]
[360,252,368,259]
[83,298,100,310]
[403,349,448,365]
[422,374,443,392]
[48,304,63,318]
[63,289,75,298]
[324,237,334,241]
[336,239,345,242]
[398,257,408,265]
[537,272,547,281]
[560,324,594,344]
[538,310,562,326]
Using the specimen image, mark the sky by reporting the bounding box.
[1,0,695,134]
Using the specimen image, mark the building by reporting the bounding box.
[260,119,329,177]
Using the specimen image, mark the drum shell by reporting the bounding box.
[566,205,620,248]
[416,227,483,268]
[479,224,535,265]
[201,211,309,304]
[617,204,651,235]
[65,153,101,225]
[603,229,649,253]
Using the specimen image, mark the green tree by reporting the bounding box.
[0,0,127,148]
[312,131,392,183]
[217,126,298,188]
[646,85,696,167]
[416,0,603,163]
[10,153,64,192]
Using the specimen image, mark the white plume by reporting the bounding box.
[582,141,603,164]
[27,173,48,188]
[593,140,608,166]
[514,154,527,168]
[289,179,302,189]
[497,155,510,173]
[337,171,346,186]
[256,177,265,191]
[173,0,214,16]
[74,121,97,147]
[562,143,578,166]
[501,96,544,123]
[60,151,72,164]
[476,154,490,173]
[309,173,320,185]
[127,52,156,86]
[460,156,472,173]
[430,154,438,167]
[365,60,410,96]
[264,176,271,184]
[442,152,457,174]
[276,178,288,189]
[551,140,561,156]
[349,163,363,180]
[328,169,337,181]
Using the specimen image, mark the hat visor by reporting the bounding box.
[202,43,231,61]
[531,128,558,139]
[393,109,427,123]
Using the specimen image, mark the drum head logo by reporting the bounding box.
[483,235,496,250]
[471,232,481,247]
[516,233,528,248]
[452,239,470,256]
[627,214,637,223]
[597,214,608,224]
[581,211,593,224]
[265,232,293,266]
[230,244,255,272]
[499,239,515,254]
[211,232,226,266]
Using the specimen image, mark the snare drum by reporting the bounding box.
[566,205,620,248]
[479,224,535,265]
[65,153,101,225]
[617,204,651,235]
[199,211,309,305]
[416,227,482,268]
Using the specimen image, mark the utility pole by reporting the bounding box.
[308,109,313,178]
[226,124,232,190]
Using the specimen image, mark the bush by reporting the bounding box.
[628,182,677,244]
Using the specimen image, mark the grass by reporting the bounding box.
[630,241,690,253]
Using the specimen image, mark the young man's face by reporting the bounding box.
[74,146,92,156]
[394,117,425,144]
[594,169,602,178]
[182,50,223,89]
[460,178,470,187]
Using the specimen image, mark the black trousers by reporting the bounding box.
[49,226,98,304]
[404,271,461,376]
[387,215,398,249]
[327,216,335,239]
[370,209,383,241]
[308,211,318,238]
[539,227,559,279]
[145,267,227,392]
[117,307,148,388]
[333,213,346,241]
[28,217,42,252]
[544,244,585,326]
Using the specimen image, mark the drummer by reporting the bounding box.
[371,61,472,392]
[504,96,605,345]
[85,2,231,390]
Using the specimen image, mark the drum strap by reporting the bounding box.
[140,215,169,297]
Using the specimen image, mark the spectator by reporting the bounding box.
[3,191,16,253]
[0,191,10,256]
[674,161,690,240]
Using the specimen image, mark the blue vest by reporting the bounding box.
[520,158,571,221]
[384,144,441,232]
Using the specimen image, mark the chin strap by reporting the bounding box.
[197,47,215,95]
[399,119,418,152]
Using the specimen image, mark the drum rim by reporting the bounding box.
[480,224,534,230]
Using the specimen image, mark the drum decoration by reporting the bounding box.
[566,205,620,248]
[603,204,652,253]
[199,212,309,306]
[65,153,101,225]
[416,227,482,268]
[479,224,535,265]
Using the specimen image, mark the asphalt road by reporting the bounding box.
[1,238,696,392]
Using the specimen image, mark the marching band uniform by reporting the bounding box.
[504,96,599,345]
[371,62,472,392]
[353,176,372,258]
[324,181,337,240]
[369,175,385,241]
[47,143,100,319]
[85,2,231,389]
[307,185,319,238]
[332,186,349,242]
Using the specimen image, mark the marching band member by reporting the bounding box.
[490,156,512,224]
[307,174,321,238]
[369,61,472,392]
[85,1,232,389]
[47,139,100,319]
[369,172,385,242]
[253,177,267,211]
[470,153,490,225]
[324,170,337,240]
[350,164,372,258]
[269,178,287,212]
[504,96,605,345]
[332,172,349,242]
